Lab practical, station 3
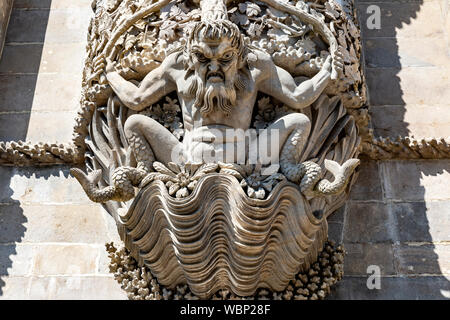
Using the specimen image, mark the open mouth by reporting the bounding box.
[206,71,224,82]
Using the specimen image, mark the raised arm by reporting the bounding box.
[257,54,338,111]
[104,53,179,111]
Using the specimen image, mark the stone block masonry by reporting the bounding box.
[0,0,13,58]
[0,0,449,300]
[0,166,126,299]
[0,0,126,299]
[328,159,450,299]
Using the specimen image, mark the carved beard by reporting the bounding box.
[188,72,245,117]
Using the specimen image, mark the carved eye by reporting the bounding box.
[195,52,207,62]
[220,51,234,62]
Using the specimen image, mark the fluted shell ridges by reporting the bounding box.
[118,174,328,298]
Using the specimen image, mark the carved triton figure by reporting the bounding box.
[71,0,358,202]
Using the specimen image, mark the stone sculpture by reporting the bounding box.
[71,0,363,299]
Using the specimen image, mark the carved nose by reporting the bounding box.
[208,62,219,72]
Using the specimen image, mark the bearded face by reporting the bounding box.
[187,36,244,117]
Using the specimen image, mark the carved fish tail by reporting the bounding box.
[314,159,360,196]
[127,132,155,173]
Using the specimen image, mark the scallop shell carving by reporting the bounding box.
[120,174,327,298]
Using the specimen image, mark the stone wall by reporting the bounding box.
[0,0,13,57]
[328,0,450,299]
[0,0,126,299]
[0,0,449,299]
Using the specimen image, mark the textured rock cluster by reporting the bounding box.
[106,240,344,300]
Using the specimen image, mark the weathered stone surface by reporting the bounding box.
[30,74,82,111]
[0,166,93,205]
[0,113,30,142]
[366,67,450,106]
[344,243,396,276]
[13,0,92,10]
[0,74,38,113]
[4,9,49,43]
[394,244,450,276]
[5,8,90,44]
[364,37,450,69]
[327,221,344,245]
[11,0,52,9]
[327,206,345,243]
[392,201,450,242]
[343,202,396,243]
[328,276,450,300]
[0,244,33,276]
[0,204,27,244]
[0,111,76,142]
[0,42,85,74]
[0,44,43,74]
[381,160,450,201]
[0,0,13,57]
[32,245,99,275]
[0,73,81,113]
[24,111,76,142]
[349,160,382,200]
[371,105,450,139]
[356,1,444,39]
[0,276,30,299]
[14,205,115,243]
[28,276,127,300]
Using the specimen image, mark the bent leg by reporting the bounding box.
[256,113,310,163]
[124,114,182,170]
[256,113,313,182]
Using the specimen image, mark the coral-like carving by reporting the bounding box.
[362,135,450,160]
[107,240,345,300]
[0,141,79,166]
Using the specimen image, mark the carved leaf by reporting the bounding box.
[153,161,176,177]
[191,163,218,180]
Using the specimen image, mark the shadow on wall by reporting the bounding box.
[328,0,450,299]
[0,0,53,296]
[0,167,26,296]
[0,0,52,141]
[0,166,69,296]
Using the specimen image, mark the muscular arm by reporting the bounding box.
[106,53,179,111]
[257,53,332,110]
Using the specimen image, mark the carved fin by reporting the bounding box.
[314,159,360,196]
